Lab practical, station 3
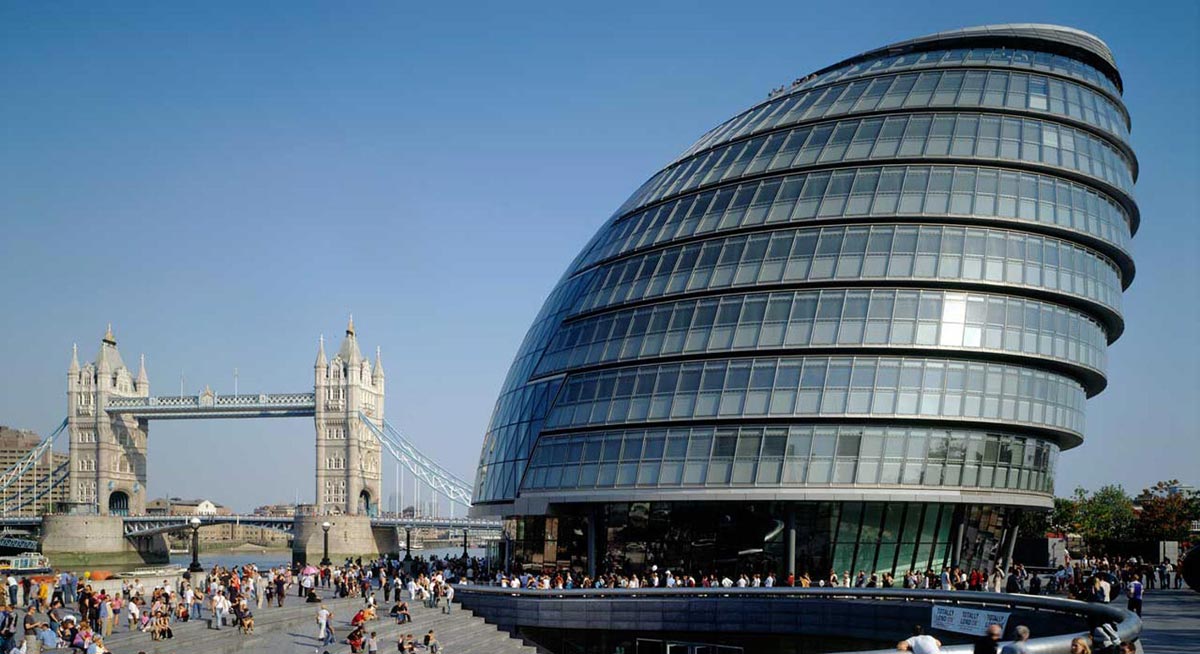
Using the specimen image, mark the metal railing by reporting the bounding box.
[450,586,1140,654]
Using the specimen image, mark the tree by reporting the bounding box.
[1135,480,1200,542]
[1074,485,1135,545]
[1018,496,1079,536]
[1050,496,1080,535]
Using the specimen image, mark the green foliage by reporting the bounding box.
[1018,497,1081,536]
[1051,496,1079,534]
[1135,479,1200,542]
[1072,484,1136,545]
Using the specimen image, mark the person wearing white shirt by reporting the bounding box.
[213,592,230,630]
[897,625,941,654]
[183,587,195,620]
[316,604,333,646]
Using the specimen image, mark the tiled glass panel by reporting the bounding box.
[680,46,1125,160]
[791,46,1123,103]
[535,288,1108,381]
[573,225,1123,323]
[619,113,1135,217]
[681,69,1129,160]
[580,165,1132,272]
[545,356,1086,438]
[522,425,1058,494]
[474,377,564,503]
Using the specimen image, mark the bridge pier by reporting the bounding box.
[292,515,395,565]
[41,515,168,567]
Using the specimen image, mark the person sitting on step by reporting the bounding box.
[389,600,410,624]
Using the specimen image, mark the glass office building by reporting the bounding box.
[473,24,1138,580]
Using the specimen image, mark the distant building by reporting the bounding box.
[0,426,69,515]
[253,503,297,517]
[150,497,288,546]
[146,497,229,516]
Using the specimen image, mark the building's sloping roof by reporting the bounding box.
[820,23,1122,91]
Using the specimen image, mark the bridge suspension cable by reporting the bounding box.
[0,418,68,513]
[358,412,473,510]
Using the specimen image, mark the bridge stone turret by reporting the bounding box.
[66,326,149,516]
[313,316,384,516]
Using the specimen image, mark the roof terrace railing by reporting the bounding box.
[450,585,1140,654]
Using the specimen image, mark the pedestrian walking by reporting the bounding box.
[1125,574,1143,617]
[317,604,334,646]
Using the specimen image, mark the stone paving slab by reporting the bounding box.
[35,587,537,654]
[1136,589,1200,654]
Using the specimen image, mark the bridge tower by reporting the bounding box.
[66,326,149,516]
[313,317,384,516]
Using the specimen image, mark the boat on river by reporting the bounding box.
[0,552,51,575]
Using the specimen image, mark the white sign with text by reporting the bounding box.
[930,605,1010,636]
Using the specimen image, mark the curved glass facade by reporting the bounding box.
[538,289,1109,384]
[474,25,1137,580]
[524,425,1058,494]
[581,165,1134,275]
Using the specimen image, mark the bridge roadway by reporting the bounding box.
[0,514,501,538]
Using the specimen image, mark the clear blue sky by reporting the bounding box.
[1,1,1196,511]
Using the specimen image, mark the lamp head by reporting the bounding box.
[189,517,201,526]
[322,521,331,530]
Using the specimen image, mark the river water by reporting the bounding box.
[154,546,486,572]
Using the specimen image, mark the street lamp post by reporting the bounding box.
[320,521,332,566]
[187,517,203,572]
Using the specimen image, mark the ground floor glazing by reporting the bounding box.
[502,500,1019,579]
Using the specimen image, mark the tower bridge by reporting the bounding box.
[0,319,499,565]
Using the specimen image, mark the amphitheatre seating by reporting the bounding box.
[41,586,538,654]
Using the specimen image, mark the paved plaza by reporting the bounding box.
[37,586,536,654]
[1137,589,1200,654]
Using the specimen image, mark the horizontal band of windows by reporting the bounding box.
[683,48,1127,167]
[571,224,1124,335]
[546,355,1086,444]
[579,164,1134,281]
[475,375,564,503]
[538,288,1108,393]
[614,114,1137,224]
[523,424,1057,495]
[815,31,1124,97]
[678,69,1132,172]
[759,46,1124,115]
[488,274,592,401]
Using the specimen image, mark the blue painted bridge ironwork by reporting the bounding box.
[105,393,317,420]
[0,515,501,539]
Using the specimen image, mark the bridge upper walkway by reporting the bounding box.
[0,514,501,538]
[104,392,317,419]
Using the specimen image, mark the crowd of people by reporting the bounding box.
[0,551,485,653]
[488,550,1184,654]
[897,622,1138,654]
[0,548,1176,653]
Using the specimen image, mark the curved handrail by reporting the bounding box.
[450,585,1140,653]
